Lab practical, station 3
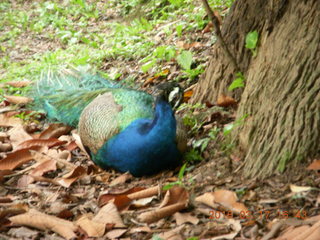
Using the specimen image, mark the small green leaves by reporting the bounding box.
[177,50,193,70]
[228,72,245,91]
[178,163,187,181]
[141,60,156,73]
[245,30,258,56]
[245,30,258,49]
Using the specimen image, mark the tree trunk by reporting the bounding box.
[192,0,320,177]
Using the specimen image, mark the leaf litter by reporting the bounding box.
[1,3,319,240]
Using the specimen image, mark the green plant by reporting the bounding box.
[245,30,259,56]
[179,103,206,133]
[177,51,204,81]
[228,72,245,91]
[163,163,188,190]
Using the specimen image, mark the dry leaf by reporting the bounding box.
[9,209,77,239]
[4,95,33,105]
[157,225,185,240]
[7,226,38,238]
[183,90,193,102]
[110,172,132,186]
[7,125,32,149]
[138,186,189,223]
[0,170,14,182]
[307,159,320,170]
[72,131,89,157]
[98,187,145,209]
[173,212,199,225]
[93,202,125,227]
[216,94,237,107]
[29,160,57,177]
[0,146,42,170]
[290,184,312,193]
[209,219,242,240]
[5,80,32,88]
[76,214,105,237]
[202,22,213,33]
[127,185,160,200]
[0,113,23,127]
[18,138,67,149]
[56,166,87,187]
[195,190,248,214]
[39,123,72,139]
[106,229,127,239]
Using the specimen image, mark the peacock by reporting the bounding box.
[33,66,187,176]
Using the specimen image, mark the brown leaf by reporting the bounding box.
[106,229,127,239]
[72,131,89,157]
[183,90,193,102]
[0,113,23,127]
[127,185,160,200]
[195,190,248,214]
[0,146,42,170]
[29,160,57,177]
[4,95,33,105]
[98,187,145,209]
[202,22,213,33]
[7,125,32,149]
[157,224,185,240]
[5,80,32,88]
[39,123,72,139]
[56,166,87,187]
[160,186,189,208]
[18,138,67,149]
[173,212,199,225]
[307,159,320,170]
[0,170,13,182]
[110,172,132,186]
[76,214,105,237]
[9,209,78,239]
[138,186,189,223]
[216,94,237,107]
[93,202,125,228]
[64,141,78,151]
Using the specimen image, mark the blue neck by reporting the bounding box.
[94,99,181,176]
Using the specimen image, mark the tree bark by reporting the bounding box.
[192,0,320,177]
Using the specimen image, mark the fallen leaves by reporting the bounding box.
[4,95,33,105]
[307,159,320,171]
[216,94,237,107]
[56,166,87,188]
[0,146,42,170]
[9,209,78,240]
[138,186,189,223]
[196,189,248,215]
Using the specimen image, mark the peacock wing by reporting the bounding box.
[79,92,122,154]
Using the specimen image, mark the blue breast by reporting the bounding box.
[92,99,182,176]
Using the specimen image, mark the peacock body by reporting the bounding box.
[34,66,186,176]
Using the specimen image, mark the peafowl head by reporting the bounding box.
[152,82,183,110]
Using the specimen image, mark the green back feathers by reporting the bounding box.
[33,66,121,126]
[33,66,154,129]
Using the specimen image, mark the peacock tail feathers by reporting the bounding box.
[32,65,121,126]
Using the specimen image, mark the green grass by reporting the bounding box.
[0,0,233,86]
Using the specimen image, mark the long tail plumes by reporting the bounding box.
[33,65,120,127]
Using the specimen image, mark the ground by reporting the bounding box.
[0,0,319,239]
